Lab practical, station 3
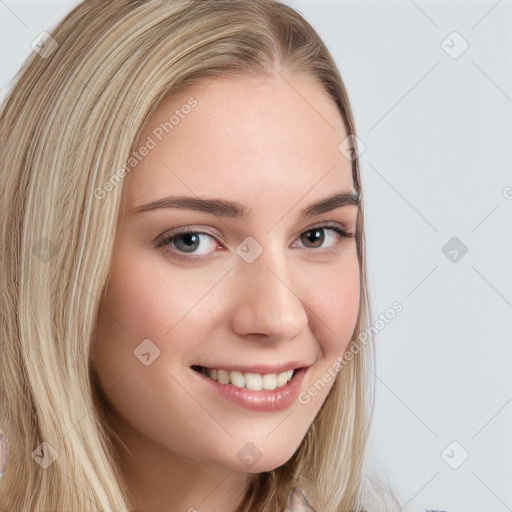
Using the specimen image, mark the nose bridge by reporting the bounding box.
[230,242,308,340]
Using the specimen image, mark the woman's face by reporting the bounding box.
[93,72,360,474]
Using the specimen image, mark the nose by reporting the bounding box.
[229,248,309,342]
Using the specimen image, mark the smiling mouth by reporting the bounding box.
[191,365,296,391]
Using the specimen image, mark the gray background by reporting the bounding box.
[1,1,511,511]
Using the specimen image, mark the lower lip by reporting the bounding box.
[193,367,307,412]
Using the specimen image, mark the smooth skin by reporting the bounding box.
[93,71,360,512]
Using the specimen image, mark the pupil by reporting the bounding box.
[302,229,324,248]
[175,233,200,252]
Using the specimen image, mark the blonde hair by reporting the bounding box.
[1,1,390,510]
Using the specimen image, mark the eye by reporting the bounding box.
[156,229,221,257]
[294,223,352,250]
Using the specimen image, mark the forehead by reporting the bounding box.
[124,73,354,216]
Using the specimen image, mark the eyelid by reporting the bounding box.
[300,220,354,237]
[172,225,222,239]
[154,225,224,247]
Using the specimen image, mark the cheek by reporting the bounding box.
[93,251,192,388]
[92,244,235,396]
[93,267,167,383]
[308,253,360,356]
[293,254,360,416]
[97,249,224,344]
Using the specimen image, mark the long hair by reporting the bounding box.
[1,1,383,510]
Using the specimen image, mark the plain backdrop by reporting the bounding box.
[1,1,511,511]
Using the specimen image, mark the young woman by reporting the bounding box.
[1,1,448,511]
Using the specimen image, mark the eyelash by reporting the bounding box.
[155,222,354,260]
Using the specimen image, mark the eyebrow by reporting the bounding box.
[131,191,360,220]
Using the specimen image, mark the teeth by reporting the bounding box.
[262,373,276,390]
[244,372,262,391]
[276,371,288,387]
[203,367,295,390]
[217,369,230,384]
[229,371,245,388]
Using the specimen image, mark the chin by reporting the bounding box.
[226,445,299,474]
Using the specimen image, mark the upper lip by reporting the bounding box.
[191,361,311,374]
